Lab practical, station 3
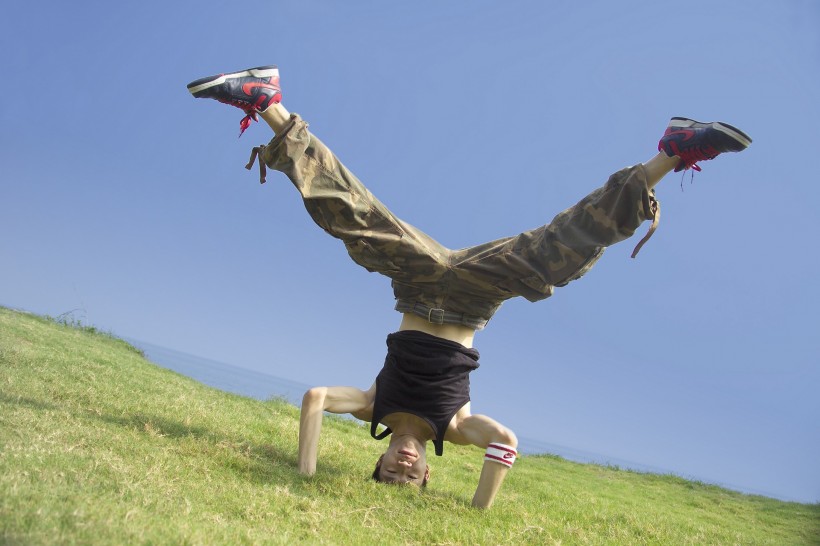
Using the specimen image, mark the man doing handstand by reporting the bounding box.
[187,65,751,508]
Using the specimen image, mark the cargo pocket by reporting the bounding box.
[519,275,555,301]
[554,247,605,287]
[345,239,401,275]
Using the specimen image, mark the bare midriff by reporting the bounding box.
[398,313,476,348]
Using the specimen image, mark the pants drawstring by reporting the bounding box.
[245,145,268,184]
[631,194,660,259]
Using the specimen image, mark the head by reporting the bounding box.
[371,450,430,488]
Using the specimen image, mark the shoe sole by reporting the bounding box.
[187,65,279,95]
[669,117,752,148]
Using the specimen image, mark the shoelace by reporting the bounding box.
[675,144,718,172]
[215,98,260,137]
[239,111,259,137]
[245,145,267,184]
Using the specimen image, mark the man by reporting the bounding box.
[187,65,751,508]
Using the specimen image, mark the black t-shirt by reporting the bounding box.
[370,330,480,456]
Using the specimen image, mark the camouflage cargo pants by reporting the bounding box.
[260,114,657,330]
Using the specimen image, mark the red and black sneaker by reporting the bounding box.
[658,117,752,172]
[187,66,282,136]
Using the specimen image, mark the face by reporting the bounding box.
[376,447,430,486]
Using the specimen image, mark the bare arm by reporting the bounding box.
[298,384,375,475]
[451,414,518,509]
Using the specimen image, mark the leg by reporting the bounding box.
[447,117,753,307]
[448,163,656,306]
[259,102,291,133]
[643,152,679,187]
[258,108,451,282]
[187,66,450,281]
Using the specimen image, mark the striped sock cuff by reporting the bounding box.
[485,443,517,468]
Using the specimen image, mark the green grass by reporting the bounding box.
[1,306,818,545]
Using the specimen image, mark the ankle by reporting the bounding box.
[642,152,678,188]
[260,103,292,133]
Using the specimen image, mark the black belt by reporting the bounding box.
[394,300,488,330]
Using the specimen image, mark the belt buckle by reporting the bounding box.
[427,307,446,325]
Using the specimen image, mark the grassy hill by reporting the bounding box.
[1,306,817,545]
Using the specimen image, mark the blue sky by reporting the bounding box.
[2,1,818,503]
